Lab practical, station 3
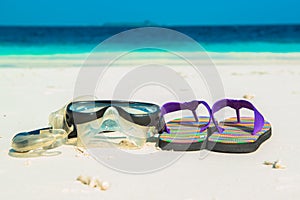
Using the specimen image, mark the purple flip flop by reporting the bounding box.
[158,100,212,151]
[207,99,272,153]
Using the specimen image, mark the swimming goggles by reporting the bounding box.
[11,100,164,155]
[66,100,163,148]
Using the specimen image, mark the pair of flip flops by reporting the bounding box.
[158,99,272,153]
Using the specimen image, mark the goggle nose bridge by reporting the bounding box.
[98,106,122,133]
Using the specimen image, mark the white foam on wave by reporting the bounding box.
[1,51,300,68]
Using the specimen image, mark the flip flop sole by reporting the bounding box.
[207,117,272,153]
[158,116,209,151]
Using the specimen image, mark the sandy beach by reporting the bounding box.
[1,52,300,199]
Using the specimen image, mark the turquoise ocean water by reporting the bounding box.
[0,25,300,55]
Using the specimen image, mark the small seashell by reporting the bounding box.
[119,140,138,149]
[100,181,110,191]
[75,147,85,154]
[74,147,90,157]
[263,160,285,169]
[76,175,91,185]
[273,163,280,169]
[263,161,273,165]
[94,179,102,188]
[243,94,255,100]
[77,175,109,191]
[89,177,99,188]
[272,160,285,169]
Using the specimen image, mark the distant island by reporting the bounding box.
[102,20,158,27]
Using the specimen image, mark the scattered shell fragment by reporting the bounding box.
[119,140,139,149]
[76,175,91,185]
[89,177,99,188]
[263,161,273,165]
[74,147,90,157]
[76,175,109,191]
[263,160,285,169]
[75,147,85,154]
[273,160,285,169]
[243,94,255,100]
[100,181,110,191]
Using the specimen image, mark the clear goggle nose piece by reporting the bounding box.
[98,107,121,132]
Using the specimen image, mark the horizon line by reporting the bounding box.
[0,23,300,28]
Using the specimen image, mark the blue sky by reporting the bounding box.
[0,0,299,26]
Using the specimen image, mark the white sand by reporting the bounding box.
[1,53,300,199]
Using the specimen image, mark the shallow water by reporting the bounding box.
[0,25,300,55]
